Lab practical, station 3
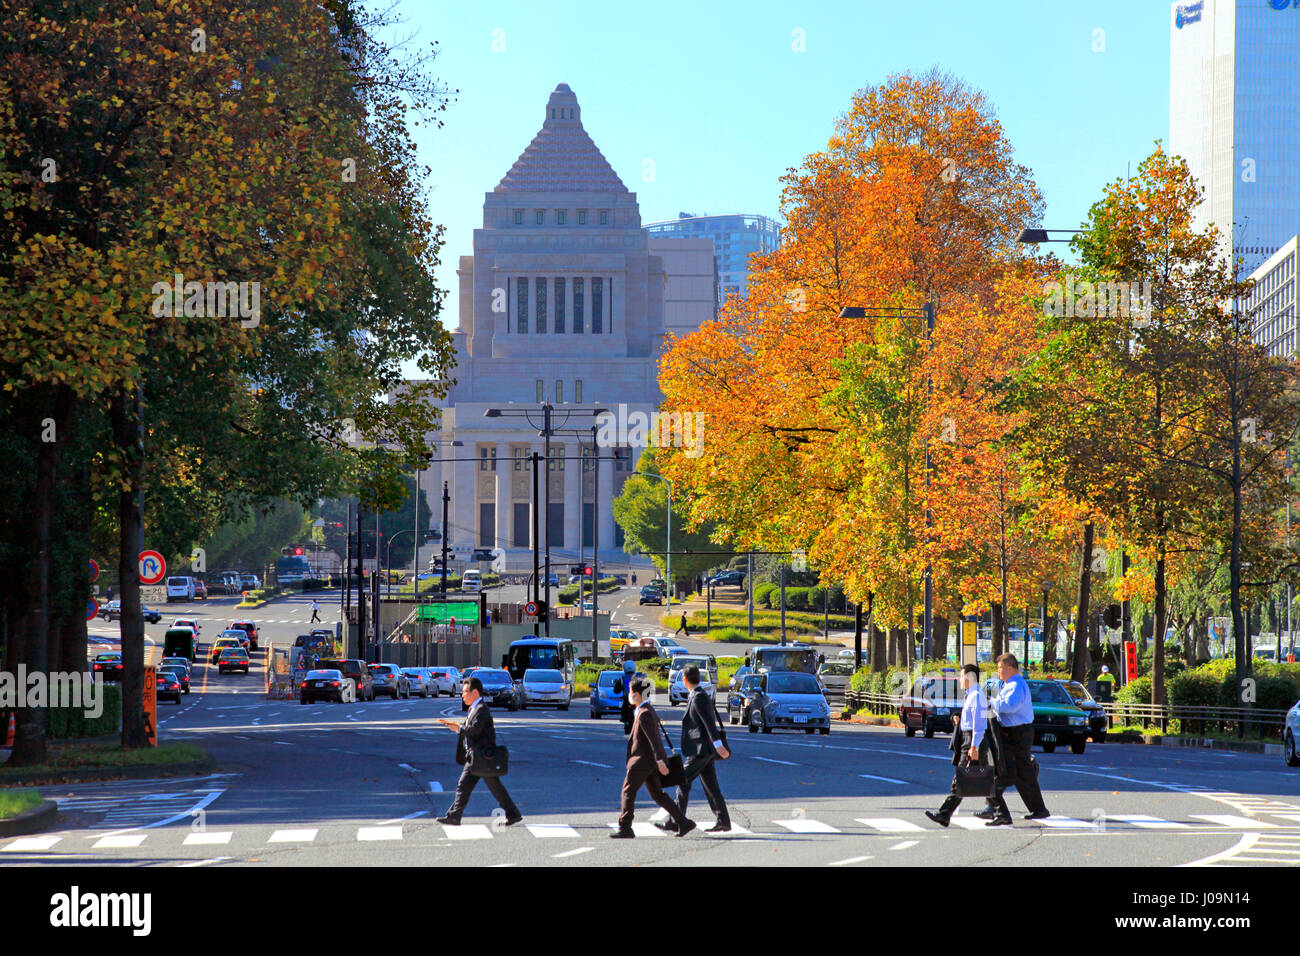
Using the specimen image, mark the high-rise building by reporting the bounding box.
[644,212,781,305]
[1169,0,1300,275]
[1245,235,1298,358]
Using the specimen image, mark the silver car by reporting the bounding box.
[668,656,718,705]
[428,666,463,697]
[368,663,410,699]
[519,668,572,710]
[401,667,435,698]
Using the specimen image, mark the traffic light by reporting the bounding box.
[584,566,593,576]
[294,547,304,556]
[1103,604,1121,629]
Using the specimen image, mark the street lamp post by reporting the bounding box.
[631,470,672,611]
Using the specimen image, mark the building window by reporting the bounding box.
[479,447,497,471]
[537,277,547,333]
[592,277,603,333]
[517,278,528,333]
[573,278,584,333]
[575,379,583,403]
[578,210,587,225]
[513,447,532,471]
[536,379,544,403]
[535,210,544,225]
[554,278,565,333]
[557,210,566,225]
[599,210,608,225]
[513,209,523,225]
[548,455,565,472]
[556,379,563,403]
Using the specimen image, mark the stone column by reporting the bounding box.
[453,452,476,553]
[563,439,580,556]
[597,447,616,559]
[495,441,510,553]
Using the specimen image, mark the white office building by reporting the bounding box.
[403,84,716,567]
[1246,234,1299,358]
[1169,0,1300,275]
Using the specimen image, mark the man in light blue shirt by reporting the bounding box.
[926,664,1007,827]
[985,654,1049,824]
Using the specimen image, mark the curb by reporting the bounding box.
[0,756,216,788]
[0,799,59,838]
[1109,733,1282,756]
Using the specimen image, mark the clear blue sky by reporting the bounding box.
[394,0,1171,369]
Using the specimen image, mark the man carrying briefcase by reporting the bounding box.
[925,664,1008,827]
[437,676,522,826]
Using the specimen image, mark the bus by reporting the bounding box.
[505,637,576,686]
[276,553,311,584]
[751,643,823,675]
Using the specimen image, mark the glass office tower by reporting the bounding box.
[644,212,781,306]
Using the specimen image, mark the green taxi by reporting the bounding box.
[984,677,1091,754]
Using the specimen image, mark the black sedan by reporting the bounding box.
[99,601,162,623]
[92,653,123,682]
[300,669,355,704]
[461,669,519,711]
[155,671,183,704]
[158,664,190,695]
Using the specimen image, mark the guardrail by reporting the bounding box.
[842,690,1290,739]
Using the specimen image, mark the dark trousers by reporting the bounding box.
[619,761,688,831]
[936,731,1005,820]
[996,723,1048,814]
[311,609,320,622]
[677,753,729,825]
[444,764,519,821]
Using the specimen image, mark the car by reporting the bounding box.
[142,605,163,624]
[209,636,244,663]
[158,664,190,694]
[638,586,665,606]
[984,677,1090,754]
[171,618,201,637]
[649,636,689,659]
[192,579,207,600]
[368,663,411,699]
[519,668,572,709]
[837,648,861,661]
[217,647,251,674]
[1285,699,1300,767]
[727,663,753,689]
[747,671,832,735]
[239,573,261,591]
[609,629,637,660]
[228,620,259,651]
[160,656,192,677]
[155,670,184,704]
[727,673,763,725]
[427,666,463,697]
[461,668,519,710]
[816,660,855,696]
[898,673,964,738]
[300,668,356,704]
[219,627,250,651]
[667,655,718,705]
[98,600,162,623]
[1056,680,1109,742]
[92,652,123,682]
[589,670,626,718]
[318,659,376,701]
[401,667,435,698]
[709,570,745,587]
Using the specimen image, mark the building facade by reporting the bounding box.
[405,84,716,566]
[644,212,781,305]
[1246,234,1299,358]
[1169,0,1300,275]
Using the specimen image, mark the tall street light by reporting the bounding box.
[840,304,935,662]
[1016,227,1083,244]
[631,470,672,611]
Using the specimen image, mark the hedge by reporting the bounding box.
[49,682,121,739]
[557,576,620,605]
[753,583,777,608]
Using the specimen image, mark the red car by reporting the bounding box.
[193,579,207,599]
[228,619,259,651]
[897,673,964,738]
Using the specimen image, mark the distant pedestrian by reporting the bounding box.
[925,664,1005,827]
[436,677,522,827]
[657,666,731,833]
[631,572,637,585]
[676,612,690,638]
[106,585,115,601]
[310,600,321,623]
[611,677,695,839]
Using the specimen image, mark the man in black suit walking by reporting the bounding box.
[436,676,522,826]
[657,665,731,834]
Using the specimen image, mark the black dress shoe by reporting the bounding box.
[925,810,951,828]
[1023,809,1051,820]
[503,814,523,826]
[609,828,635,839]
[973,807,997,820]
[985,816,1013,827]
[653,820,679,833]
[705,822,731,833]
[676,819,697,837]
[435,815,460,826]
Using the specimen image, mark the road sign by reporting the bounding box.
[89,558,99,583]
[1124,640,1138,682]
[138,550,166,585]
[524,601,539,616]
[143,668,158,747]
[86,597,98,621]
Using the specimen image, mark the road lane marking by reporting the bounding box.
[268,829,318,843]
[93,835,147,848]
[858,773,907,784]
[378,811,428,825]
[948,817,990,830]
[527,824,582,838]
[442,824,493,840]
[357,826,403,841]
[553,846,595,858]
[1190,814,1277,828]
[608,822,667,837]
[428,781,444,793]
[828,855,873,866]
[179,857,231,867]
[572,759,614,769]
[856,818,925,833]
[183,831,233,845]
[1110,815,1189,829]
[752,756,798,766]
[3,836,62,852]
[773,818,839,834]
[889,840,920,850]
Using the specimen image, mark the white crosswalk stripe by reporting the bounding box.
[442,824,493,840]
[1190,814,1277,828]
[773,818,839,833]
[855,818,924,832]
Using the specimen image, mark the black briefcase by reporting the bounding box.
[657,726,685,788]
[954,764,996,798]
[469,744,509,778]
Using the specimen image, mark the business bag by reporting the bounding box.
[468,743,509,777]
[954,763,996,798]
[657,725,685,788]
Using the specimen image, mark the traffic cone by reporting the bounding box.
[3,713,14,747]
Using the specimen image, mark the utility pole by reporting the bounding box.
[922,300,935,661]
[343,502,352,625]
[372,509,381,657]
[532,451,541,638]
[780,560,787,643]
[592,425,600,662]
[413,464,420,596]
[440,482,450,598]
[747,551,754,642]
[543,404,553,634]
[356,507,366,659]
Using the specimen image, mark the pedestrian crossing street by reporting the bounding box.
[10,806,1300,857]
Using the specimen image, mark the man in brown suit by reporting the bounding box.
[611,677,696,839]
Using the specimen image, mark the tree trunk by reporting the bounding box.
[991,602,1004,660]
[1152,553,1168,705]
[1071,521,1094,684]
[933,614,949,661]
[112,387,148,749]
[1044,613,1057,666]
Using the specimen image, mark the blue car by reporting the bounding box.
[589,670,625,719]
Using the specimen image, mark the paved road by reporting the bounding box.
[8,641,1300,867]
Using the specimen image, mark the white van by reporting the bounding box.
[166,576,196,602]
[461,569,483,593]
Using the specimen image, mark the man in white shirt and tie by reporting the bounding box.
[926,664,1007,826]
[982,653,1049,825]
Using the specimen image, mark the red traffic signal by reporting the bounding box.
[584,566,593,576]
[294,547,304,556]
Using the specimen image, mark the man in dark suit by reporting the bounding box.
[436,676,522,826]
[656,665,731,833]
[612,677,695,839]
